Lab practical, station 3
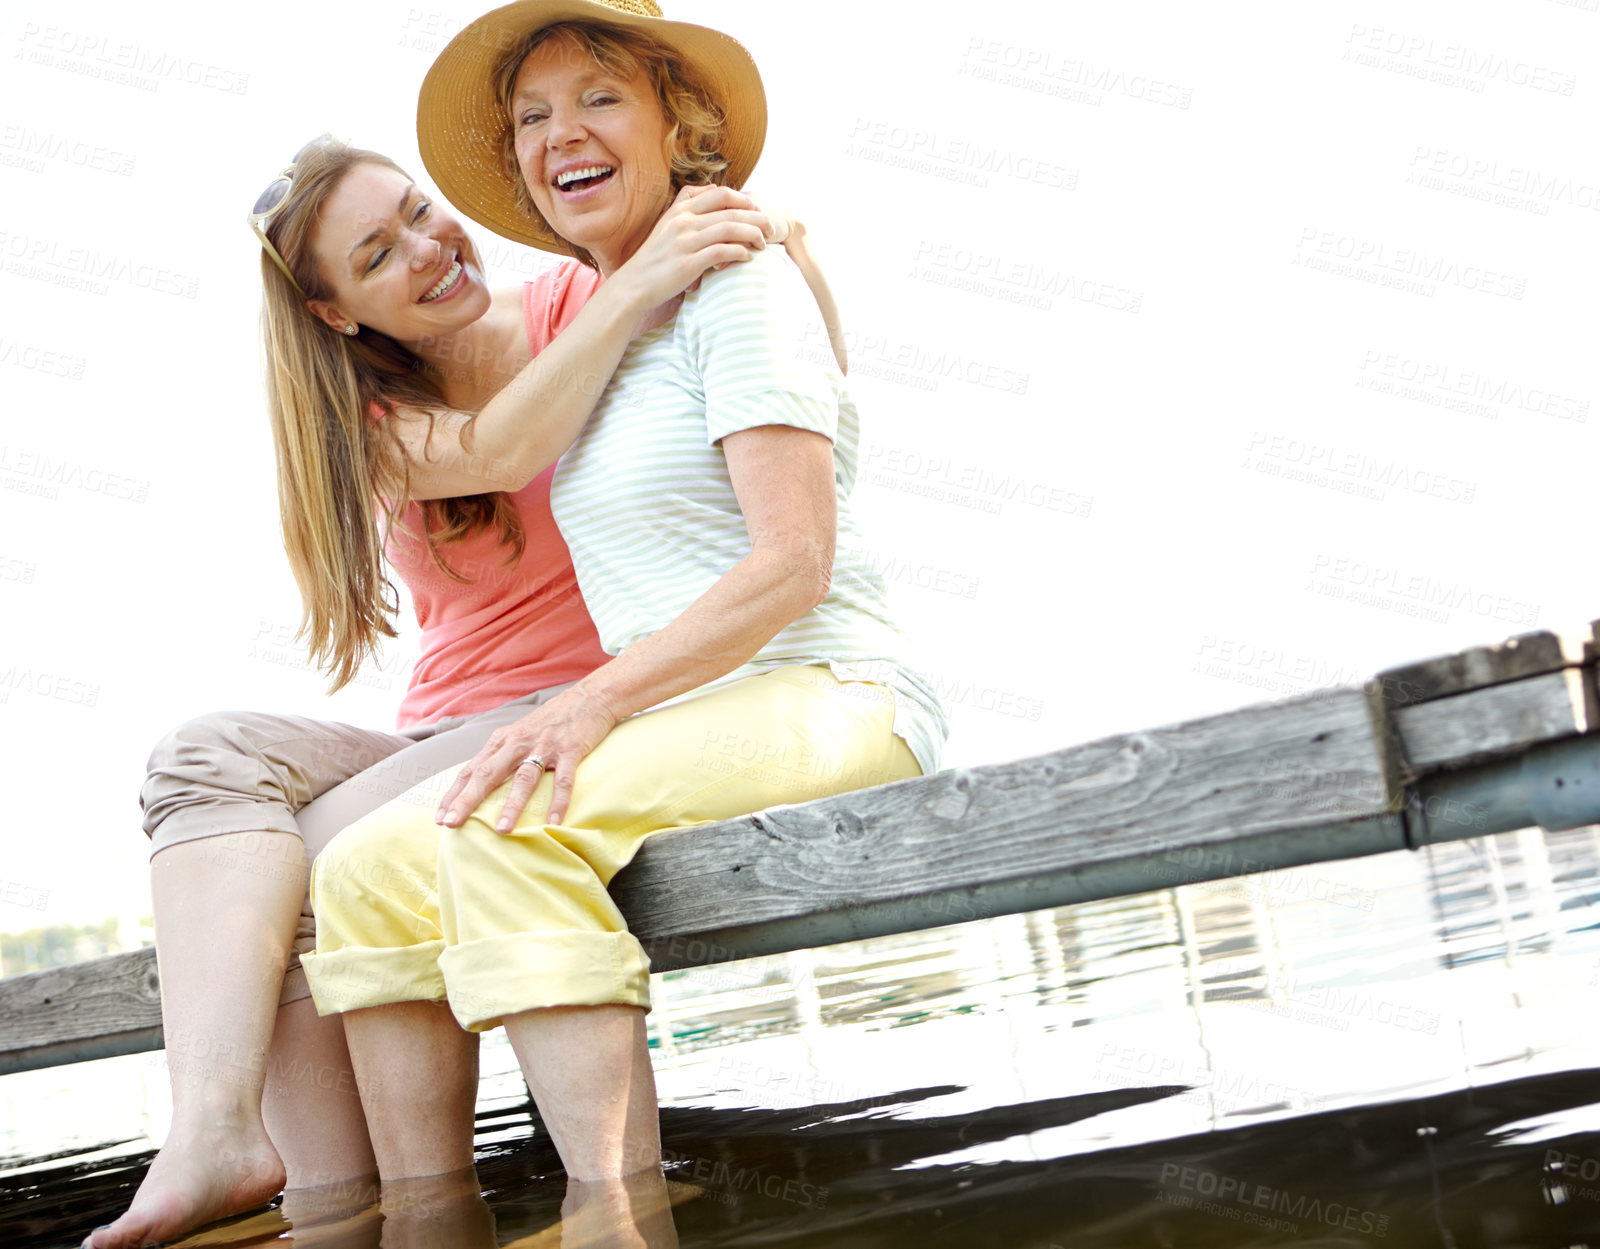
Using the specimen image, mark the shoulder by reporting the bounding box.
[686,247,813,341]
[696,245,803,303]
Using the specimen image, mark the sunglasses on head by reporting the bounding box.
[247,136,334,295]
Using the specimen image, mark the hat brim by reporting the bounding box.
[417,0,766,254]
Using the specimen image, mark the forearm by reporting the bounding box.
[463,272,652,486]
[578,548,830,724]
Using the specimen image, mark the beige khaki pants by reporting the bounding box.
[140,685,573,1004]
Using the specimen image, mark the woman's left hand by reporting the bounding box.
[435,685,620,832]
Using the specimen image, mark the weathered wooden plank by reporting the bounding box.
[1392,672,1579,771]
[616,687,1402,970]
[1,686,1397,1072]
[1374,632,1565,706]
[0,949,162,1074]
[15,641,1597,1075]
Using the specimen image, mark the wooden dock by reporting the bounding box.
[4,624,1597,1077]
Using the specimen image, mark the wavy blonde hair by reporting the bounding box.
[258,140,523,692]
[494,21,729,267]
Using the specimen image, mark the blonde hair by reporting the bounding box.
[258,140,523,692]
[494,21,728,267]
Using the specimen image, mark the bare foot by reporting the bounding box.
[277,1175,381,1249]
[82,1119,286,1249]
[377,1168,496,1249]
[553,1169,681,1249]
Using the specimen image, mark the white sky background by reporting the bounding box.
[1,1,1595,931]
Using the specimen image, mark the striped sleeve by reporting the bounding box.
[688,247,842,447]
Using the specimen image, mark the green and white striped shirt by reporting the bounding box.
[550,246,947,775]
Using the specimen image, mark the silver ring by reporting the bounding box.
[519,754,547,771]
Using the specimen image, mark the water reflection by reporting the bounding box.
[6,825,1600,1247]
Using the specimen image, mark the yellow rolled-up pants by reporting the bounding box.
[302,665,920,1032]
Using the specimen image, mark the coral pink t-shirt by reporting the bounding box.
[388,261,607,728]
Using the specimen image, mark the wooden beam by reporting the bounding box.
[0,949,162,1075]
[0,685,1402,1073]
[1392,672,1580,771]
[1374,632,1566,706]
[620,686,1403,969]
[7,626,1598,1076]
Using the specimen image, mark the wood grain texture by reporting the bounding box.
[1393,672,1579,771]
[617,687,1402,970]
[0,949,160,1074]
[22,655,1594,1065]
[3,687,1401,1066]
[1374,632,1565,706]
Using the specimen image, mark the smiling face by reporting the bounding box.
[306,161,491,348]
[508,32,675,274]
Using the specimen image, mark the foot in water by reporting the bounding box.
[81,1121,286,1249]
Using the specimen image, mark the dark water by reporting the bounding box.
[5,825,1600,1247]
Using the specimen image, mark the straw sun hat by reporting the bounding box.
[417,0,767,253]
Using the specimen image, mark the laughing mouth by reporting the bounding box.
[419,258,463,303]
[555,164,615,192]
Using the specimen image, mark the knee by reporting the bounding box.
[145,710,260,777]
[142,711,275,840]
[312,807,436,913]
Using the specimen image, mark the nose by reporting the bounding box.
[545,101,588,153]
[407,232,443,272]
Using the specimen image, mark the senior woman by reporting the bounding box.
[300,0,946,1192]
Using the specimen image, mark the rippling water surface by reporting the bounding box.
[6,825,1600,1246]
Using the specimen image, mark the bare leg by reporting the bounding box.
[85,833,308,1248]
[555,1170,681,1249]
[340,1001,481,1181]
[263,996,377,1188]
[376,1166,497,1249]
[501,1005,661,1182]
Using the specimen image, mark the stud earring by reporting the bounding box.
[344,325,357,335]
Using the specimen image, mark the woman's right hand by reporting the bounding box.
[612,184,774,315]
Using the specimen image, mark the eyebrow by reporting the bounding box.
[348,186,415,263]
[512,70,619,109]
